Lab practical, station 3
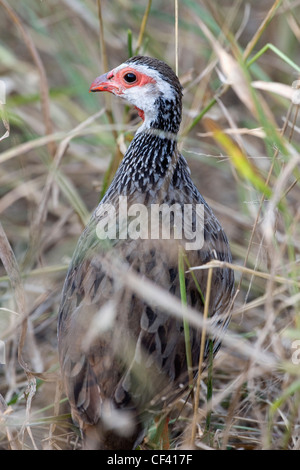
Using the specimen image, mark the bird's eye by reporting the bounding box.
[123,72,137,84]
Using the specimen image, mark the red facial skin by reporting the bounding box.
[89,66,155,121]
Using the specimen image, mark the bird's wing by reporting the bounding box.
[58,164,235,425]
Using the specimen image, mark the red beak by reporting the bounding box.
[89,73,118,94]
[89,73,109,92]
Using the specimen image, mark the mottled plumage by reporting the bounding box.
[58,56,234,449]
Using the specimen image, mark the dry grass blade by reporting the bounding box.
[0,224,38,448]
[0,394,21,450]
[0,131,67,164]
[194,15,278,125]
[262,147,300,241]
[235,100,294,296]
[135,0,152,54]
[243,0,283,60]
[0,223,27,370]
[202,118,272,198]
[197,127,266,138]
[252,81,297,100]
[191,267,213,446]
[190,260,300,289]
[194,16,257,118]
[96,0,109,73]
[96,0,115,130]
[174,0,179,76]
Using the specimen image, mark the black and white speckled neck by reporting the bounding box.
[148,95,182,134]
[102,131,178,197]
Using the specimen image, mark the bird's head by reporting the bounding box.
[90,56,183,133]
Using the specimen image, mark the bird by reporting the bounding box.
[57,55,235,450]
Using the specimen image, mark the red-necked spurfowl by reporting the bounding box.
[58,56,235,450]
